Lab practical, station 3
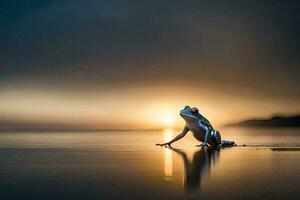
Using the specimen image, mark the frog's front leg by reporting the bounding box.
[156,125,189,146]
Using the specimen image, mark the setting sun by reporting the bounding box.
[147,103,180,128]
[162,116,176,127]
[162,116,175,126]
[153,112,177,128]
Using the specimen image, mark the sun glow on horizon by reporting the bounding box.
[1,87,296,130]
[147,103,182,128]
[153,112,179,128]
[162,116,176,127]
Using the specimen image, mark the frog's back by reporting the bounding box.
[196,113,214,129]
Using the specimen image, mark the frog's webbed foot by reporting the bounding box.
[156,142,172,147]
[195,143,203,147]
[195,143,208,148]
[196,142,210,149]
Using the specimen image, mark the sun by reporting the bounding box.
[151,110,177,127]
[162,116,176,127]
[147,103,180,128]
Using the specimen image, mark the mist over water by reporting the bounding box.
[0,127,299,199]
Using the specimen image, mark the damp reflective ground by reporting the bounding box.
[0,128,299,200]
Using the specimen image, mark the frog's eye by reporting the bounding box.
[191,107,199,113]
[184,105,191,110]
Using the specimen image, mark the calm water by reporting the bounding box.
[0,127,299,200]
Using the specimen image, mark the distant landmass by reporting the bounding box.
[227,115,300,127]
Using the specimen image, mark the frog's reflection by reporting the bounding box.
[169,147,220,192]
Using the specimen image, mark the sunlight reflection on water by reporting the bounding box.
[163,129,173,180]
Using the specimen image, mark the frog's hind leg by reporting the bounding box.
[192,132,206,147]
[219,140,235,148]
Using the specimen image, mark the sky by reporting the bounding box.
[0,0,300,130]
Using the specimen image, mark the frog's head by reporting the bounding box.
[180,105,200,124]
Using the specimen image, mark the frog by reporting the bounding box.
[156,105,235,148]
